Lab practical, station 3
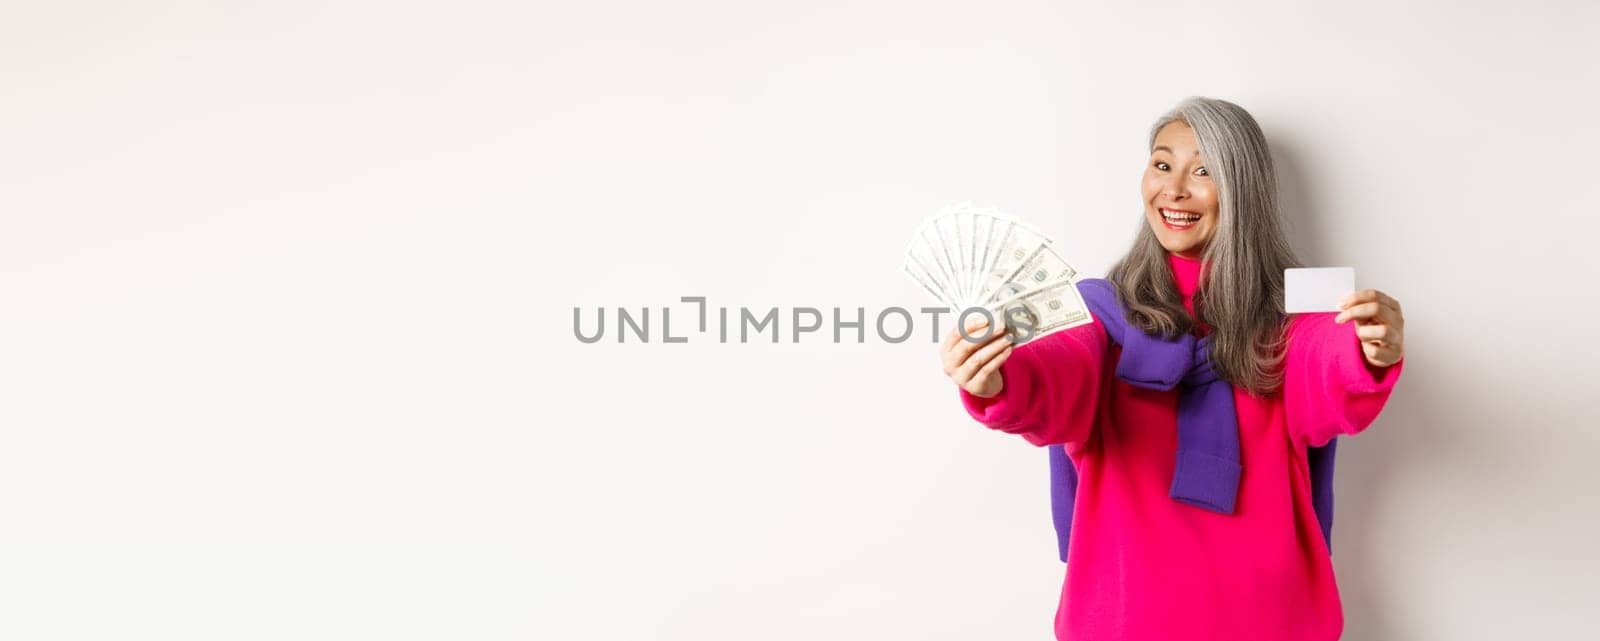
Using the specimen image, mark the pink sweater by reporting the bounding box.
[959,253,1404,640]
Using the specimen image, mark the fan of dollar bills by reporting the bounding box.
[901,202,1095,344]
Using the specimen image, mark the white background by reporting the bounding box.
[3,1,1596,639]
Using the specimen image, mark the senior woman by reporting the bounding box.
[939,96,1406,641]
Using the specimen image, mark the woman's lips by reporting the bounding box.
[1160,208,1200,230]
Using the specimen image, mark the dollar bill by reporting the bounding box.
[987,242,1080,306]
[903,202,1094,340]
[988,278,1094,345]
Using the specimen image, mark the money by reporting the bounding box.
[989,279,1094,345]
[902,202,1095,344]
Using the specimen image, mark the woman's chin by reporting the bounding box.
[1159,240,1204,257]
[1149,224,1208,255]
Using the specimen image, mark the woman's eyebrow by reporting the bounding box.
[1152,145,1200,157]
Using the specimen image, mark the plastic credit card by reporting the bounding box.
[1285,267,1355,314]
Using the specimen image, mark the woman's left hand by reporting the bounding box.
[1335,289,1405,368]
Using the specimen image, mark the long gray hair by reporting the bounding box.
[1106,96,1304,396]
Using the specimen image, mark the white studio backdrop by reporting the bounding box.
[2,1,1596,639]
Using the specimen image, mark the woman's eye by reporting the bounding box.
[1195,167,1209,176]
[1154,161,1169,171]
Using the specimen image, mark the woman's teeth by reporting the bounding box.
[1161,209,1200,228]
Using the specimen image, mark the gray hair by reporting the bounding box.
[1106,96,1304,396]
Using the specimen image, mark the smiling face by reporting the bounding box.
[1143,120,1220,260]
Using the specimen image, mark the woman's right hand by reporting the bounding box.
[939,313,1014,398]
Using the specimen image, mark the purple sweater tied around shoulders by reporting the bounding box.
[1046,278,1337,562]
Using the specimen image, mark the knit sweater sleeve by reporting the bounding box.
[956,318,1107,452]
[1283,312,1406,448]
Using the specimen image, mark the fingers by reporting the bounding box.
[1362,341,1404,367]
[934,311,998,364]
[962,310,1006,340]
[1338,288,1382,308]
[1334,301,1382,324]
[1340,289,1405,366]
[1374,290,1402,314]
[944,330,1004,373]
[972,344,1014,382]
[1337,289,1403,322]
[1336,302,1405,328]
[1355,322,1400,347]
[952,332,1013,385]
[940,312,1008,372]
[941,311,1005,348]
[1339,289,1403,312]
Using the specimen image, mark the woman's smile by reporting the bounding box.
[1159,207,1203,230]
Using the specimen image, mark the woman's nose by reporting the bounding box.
[1162,173,1189,200]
